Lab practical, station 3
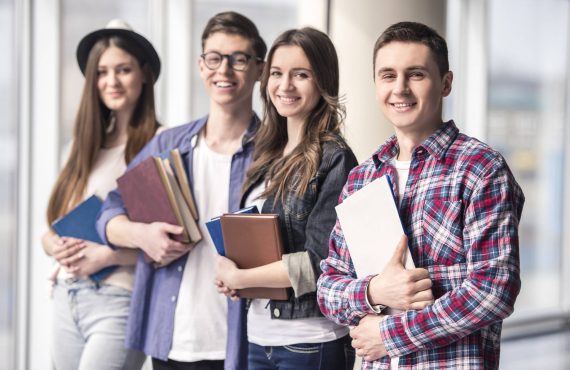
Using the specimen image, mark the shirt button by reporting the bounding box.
[273,308,281,318]
[171,295,177,302]
[177,265,183,272]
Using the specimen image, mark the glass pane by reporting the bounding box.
[487,0,568,315]
[60,0,151,149]
[0,0,17,367]
[191,0,299,118]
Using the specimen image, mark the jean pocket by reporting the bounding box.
[283,343,320,354]
[96,284,132,298]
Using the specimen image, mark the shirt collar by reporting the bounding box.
[373,120,459,168]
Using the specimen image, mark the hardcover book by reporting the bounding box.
[206,205,259,256]
[51,194,116,281]
[117,155,202,244]
[220,213,289,300]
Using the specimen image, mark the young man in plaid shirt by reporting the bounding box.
[317,22,525,369]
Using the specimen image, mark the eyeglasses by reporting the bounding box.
[200,51,263,71]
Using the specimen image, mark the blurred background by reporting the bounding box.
[1,0,569,368]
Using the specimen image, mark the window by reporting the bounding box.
[0,0,17,368]
[486,0,568,316]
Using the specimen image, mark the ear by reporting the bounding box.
[441,71,453,97]
[256,61,265,81]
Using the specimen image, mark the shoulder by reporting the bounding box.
[318,135,358,172]
[448,132,509,178]
[153,117,207,151]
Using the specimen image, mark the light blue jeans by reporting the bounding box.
[51,279,146,370]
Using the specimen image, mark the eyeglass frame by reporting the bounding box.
[200,51,263,71]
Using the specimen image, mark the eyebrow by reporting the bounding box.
[376,65,429,74]
[270,66,312,73]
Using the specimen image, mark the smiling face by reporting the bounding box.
[267,45,321,126]
[97,45,145,116]
[199,32,263,112]
[374,41,452,137]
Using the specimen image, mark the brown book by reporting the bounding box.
[170,149,198,220]
[117,156,202,244]
[220,213,290,300]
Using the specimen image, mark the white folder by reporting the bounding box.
[335,175,415,278]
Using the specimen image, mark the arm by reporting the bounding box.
[105,214,193,266]
[216,257,291,290]
[67,243,139,278]
[378,161,524,358]
[96,131,194,266]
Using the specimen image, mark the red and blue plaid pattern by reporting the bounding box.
[317,121,524,369]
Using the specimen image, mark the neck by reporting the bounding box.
[105,110,131,148]
[203,105,253,155]
[394,120,442,161]
[283,118,305,156]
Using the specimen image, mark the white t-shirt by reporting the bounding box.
[244,182,349,346]
[169,133,231,361]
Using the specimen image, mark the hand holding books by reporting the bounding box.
[117,149,202,266]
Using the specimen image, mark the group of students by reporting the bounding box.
[41,10,524,370]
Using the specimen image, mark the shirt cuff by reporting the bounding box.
[364,277,385,314]
[282,252,316,297]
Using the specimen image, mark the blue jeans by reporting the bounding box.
[248,335,354,370]
[51,279,146,370]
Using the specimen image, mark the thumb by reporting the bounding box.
[389,235,408,266]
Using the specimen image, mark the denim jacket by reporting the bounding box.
[242,135,358,319]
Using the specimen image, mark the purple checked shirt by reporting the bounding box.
[317,121,524,369]
[96,115,259,369]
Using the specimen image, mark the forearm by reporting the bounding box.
[380,261,520,357]
[233,260,292,290]
[106,215,146,248]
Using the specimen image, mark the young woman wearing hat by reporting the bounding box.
[214,27,357,370]
[42,19,161,370]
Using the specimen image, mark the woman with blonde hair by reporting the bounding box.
[42,19,161,370]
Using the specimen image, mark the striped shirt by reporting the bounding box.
[317,121,524,369]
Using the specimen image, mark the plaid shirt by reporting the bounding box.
[317,121,524,369]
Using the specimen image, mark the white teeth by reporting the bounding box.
[393,103,414,108]
[278,96,298,103]
[215,82,233,88]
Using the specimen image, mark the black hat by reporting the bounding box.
[76,19,161,82]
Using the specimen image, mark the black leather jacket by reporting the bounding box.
[242,136,358,319]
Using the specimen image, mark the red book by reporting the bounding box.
[117,156,202,244]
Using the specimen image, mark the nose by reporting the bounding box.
[279,74,294,91]
[216,56,232,74]
[106,70,119,86]
[393,77,410,96]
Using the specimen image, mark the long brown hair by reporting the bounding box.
[244,27,345,202]
[47,36,159,224]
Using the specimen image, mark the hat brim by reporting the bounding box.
[76,28,161,82]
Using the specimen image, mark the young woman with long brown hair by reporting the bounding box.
[42,20,161,370]
[215,27,357,370]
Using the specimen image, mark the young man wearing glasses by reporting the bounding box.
[96,11,266,370]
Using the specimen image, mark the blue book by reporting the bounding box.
[51,195,116,281]
[206,205,259,256]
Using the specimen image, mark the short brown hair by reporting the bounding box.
[373,21,449,77]
[201,11,267,60]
